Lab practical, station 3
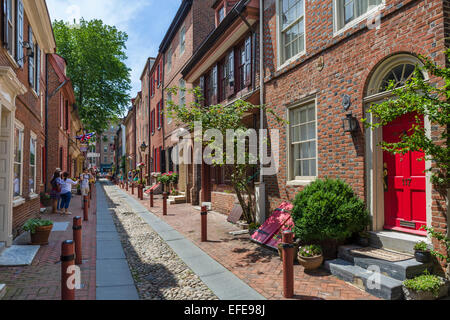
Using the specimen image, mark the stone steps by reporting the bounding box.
[0,242,5,256]
[325,244,434,300]
[324,259,404,300]
[338,245,432,281]
[368,230,429,255]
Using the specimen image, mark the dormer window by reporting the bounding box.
[218,6,225,23]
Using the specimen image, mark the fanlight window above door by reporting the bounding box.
[366,54,427,97]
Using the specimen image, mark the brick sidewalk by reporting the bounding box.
[0,190,97,300]
[121,184,378,300]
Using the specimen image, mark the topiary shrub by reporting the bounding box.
[292,178,370,243]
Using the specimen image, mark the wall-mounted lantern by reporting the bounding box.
[341,94,358,133]
[342,113,358,133]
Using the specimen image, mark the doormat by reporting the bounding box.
[350,247,413,262]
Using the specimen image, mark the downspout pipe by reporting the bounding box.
[44,53,49,192]
[259,0,264,184]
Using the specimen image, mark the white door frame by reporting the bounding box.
[363,92,432,235]
[0,67,27,247]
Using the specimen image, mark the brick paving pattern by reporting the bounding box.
[0,191,97,300]
[121,184,379,300]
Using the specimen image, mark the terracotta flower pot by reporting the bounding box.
[297,254,324,270]
[30,225,53,245]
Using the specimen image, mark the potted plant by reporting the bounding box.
[357,231,371,247]
[291,179,370,260]
[297,244,324,271]
[39,192,51,207]
[421,226,450,279]
[414,241,432,263]
[402,271,449,300]
[23,218,53,245]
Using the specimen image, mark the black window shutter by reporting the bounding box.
[16,0,24,67]
[28,26,34,87]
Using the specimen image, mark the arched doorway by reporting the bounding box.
[364,54,431,236]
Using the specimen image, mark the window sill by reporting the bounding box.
[13,197,26,207]
[287,178,316,187]
[31,89,38,98]
[277,51,306,72]
[5,51,20,69]
[29,193,39,200]
[333,4,385,38]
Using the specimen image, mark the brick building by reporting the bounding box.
[160,0,216,203]
[46,53,81,186]
[0,0,55,246]
[124,104,136,174]
[182,0,260,212]
[98,124,117,173]
[139,58,154,183]
[260,0,448,253]
[149,54,165,177]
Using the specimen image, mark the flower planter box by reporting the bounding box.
[414,250,432,263]
[30,225,53,245]
[403,280,449,300]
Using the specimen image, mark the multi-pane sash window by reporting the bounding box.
[180,26,186,55]
[218,6,225,24]
[279,0,305,64]
[167,48,172,72]
[179,79,186,106]
[3,0,13,55]
[167,92,173,124]
[290,103,317,179]
[13,124,24,198]
[29,135,37,194]
[336,0,382,30]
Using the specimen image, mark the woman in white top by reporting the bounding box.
[59,172,79,215]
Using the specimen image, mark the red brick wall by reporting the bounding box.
[150,54,164,172]
[263,0,447,240]
[211,191,238,215]
[7,13,47,235]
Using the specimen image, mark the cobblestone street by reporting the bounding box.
[102,183,217,300]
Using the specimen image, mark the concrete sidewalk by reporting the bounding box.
[96,182,139,300]
[108,182,265,300]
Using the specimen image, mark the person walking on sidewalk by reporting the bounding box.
[60,172,79,215]
[80,169,91,197]
[50,170,62,214]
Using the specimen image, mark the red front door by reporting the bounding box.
[383,113,427,235]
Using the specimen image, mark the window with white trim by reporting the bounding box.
[335,0,382,30]
[167,92,173,124]
[179,25,186,55]
[179,79,186,106]
[167,47,172,72]
[13,122,24,198]
[289,102,317,179]
[278,0,305,65]
[29,134,37,194]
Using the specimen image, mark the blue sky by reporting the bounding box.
[46,0,181,101]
